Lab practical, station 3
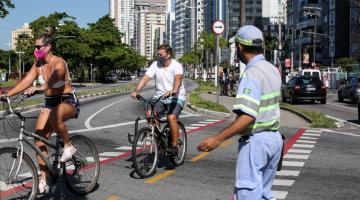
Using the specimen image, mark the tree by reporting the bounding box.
[0,0,15,18]
[337,57,358,74]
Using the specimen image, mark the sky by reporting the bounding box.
[0,0,109,50]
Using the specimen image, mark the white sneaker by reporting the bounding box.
[38,178,48,194]
[60,145,77,162]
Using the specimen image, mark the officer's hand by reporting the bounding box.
[130,91,138,99]
[164,91,173,98]
[197,136,222,152]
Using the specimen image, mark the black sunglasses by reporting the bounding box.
[34,44,47,50]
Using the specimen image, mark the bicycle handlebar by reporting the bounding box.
[1,93,36,114]
[135,93,175,105]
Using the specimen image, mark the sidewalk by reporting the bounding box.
[199,92,310,128]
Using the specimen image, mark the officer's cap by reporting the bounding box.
[235,25,264,47]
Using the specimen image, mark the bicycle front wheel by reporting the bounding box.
[164,121,187,166]
[0,147,38,200]
[132,127,159,178]
[63,135,100,195]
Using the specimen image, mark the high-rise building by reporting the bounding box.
[350,0,360,60]
[109,0,135,45]
[134,0,166,60]
[173,0,205,59]
[11,23,32,50]
[164,0,175,47]
[226,0,241,37]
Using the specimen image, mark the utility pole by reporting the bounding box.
[5,40,11,75]
[15,51,24,79]
[303,6,321,66]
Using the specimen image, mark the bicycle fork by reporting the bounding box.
[6,121,25,184]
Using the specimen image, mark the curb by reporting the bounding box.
[186,103,232,119]
[280,106,312,123]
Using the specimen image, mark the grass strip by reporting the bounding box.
[280,102,337,128]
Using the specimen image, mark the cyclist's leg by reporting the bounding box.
[34,107,53,180]
[49,102,76,147]
[167,102,182,146]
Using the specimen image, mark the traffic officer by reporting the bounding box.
[197,25,283,200]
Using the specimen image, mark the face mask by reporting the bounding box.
[34,50,47,60]
[158,56,166,65]
[236,48,246,64]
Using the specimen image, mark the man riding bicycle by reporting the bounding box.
[130,44,186,164]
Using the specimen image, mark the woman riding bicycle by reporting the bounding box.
[2,33,80,193]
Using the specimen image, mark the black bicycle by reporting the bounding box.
[0,94,100,199]
[128,94,187,178]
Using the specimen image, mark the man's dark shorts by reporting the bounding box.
[154,98,183,118]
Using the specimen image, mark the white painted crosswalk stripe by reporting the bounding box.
[296,140,317,144]
[293,144,315,148]
[303,133,321,137]
[190,124,205,126]
[288,149,312,154]
[305,130,322,133]
[276,170,300,177]
[197,121,212,124]
[98,152,125,157]
[115,146,132,151]
[282,161,305,167]
[300,136,318,140]
[284,154,309,159]
[272,190,288,199]
[273,179,295,186]
[205,119,220,122]
[186,126,199,130]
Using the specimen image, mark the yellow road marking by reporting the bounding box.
[191,152,209,161]
[106,196,120,200]
[146,170,176,184]
[219,139,235,148]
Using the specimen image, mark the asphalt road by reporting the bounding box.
[0,81,359,200]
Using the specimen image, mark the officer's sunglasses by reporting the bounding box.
[34,44,47,50]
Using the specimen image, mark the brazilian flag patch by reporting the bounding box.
[243,88,251,94]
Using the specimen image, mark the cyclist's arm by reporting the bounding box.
[171,74,183,94]
[7,64,38,97]
[134,75,151,93]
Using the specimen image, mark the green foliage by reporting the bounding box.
[0,0,15,18]
[336,57,359,73]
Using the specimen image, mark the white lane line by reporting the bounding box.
[197,121,212,124]
[272,191,288,199]
[273,179,295,186]
[282,161,305,167]
[293,144,315,148]
[99,157,107,161]
[276,170,300,177]
[284,154,309,159]
[327,103,357,111]
[98,152,125,157]
[296,140,317,144]
[189,124,205,126]
[115,146,132,151]
[288,149,312,154]
[300,136,318,140]
[303,133,321,137]
[186,126,200,129]
[205,119,220,122]
[305,130,322,133]
[181,110,199,116]
[321,129,360,137]
[85,97,131,129]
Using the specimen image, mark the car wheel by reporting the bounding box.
[351,93,357,104]
[282,94,287,102]
[310,100,315,104]
[320,98,326,104]
[290,94,297,104]
[338,92,344,102]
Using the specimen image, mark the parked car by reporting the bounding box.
[105,73,118,83]
[338,76,360,103]
[119,73,132,80]
[282,76,326,104]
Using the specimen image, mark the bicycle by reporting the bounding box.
[0,94,100,200]
[128,94,187,178]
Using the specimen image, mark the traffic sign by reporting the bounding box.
[212,20,225,35]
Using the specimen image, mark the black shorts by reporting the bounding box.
[154,99,183,119]
[43,92,80,118]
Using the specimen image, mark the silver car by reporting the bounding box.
[338,77,360,103]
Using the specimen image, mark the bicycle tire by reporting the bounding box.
[0,147,38,200]
[132,127,159,178]
[63,135,100,195]
[164,121,187,166]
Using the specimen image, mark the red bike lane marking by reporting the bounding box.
[0,119,227,197]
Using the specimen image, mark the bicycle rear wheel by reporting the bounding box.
[164,121,187,166]
[63,135,100,195]
[0,147,38,200]
[132,127,159,178]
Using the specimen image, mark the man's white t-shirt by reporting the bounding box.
[145,59,186,102]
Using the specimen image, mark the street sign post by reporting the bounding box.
[212,20,225,103]
[212,20,225,35]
